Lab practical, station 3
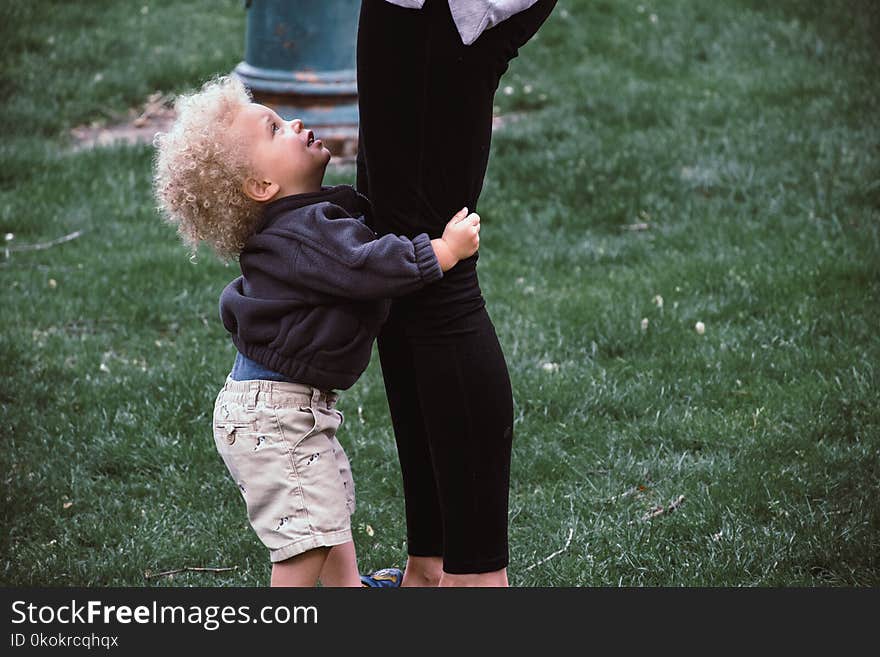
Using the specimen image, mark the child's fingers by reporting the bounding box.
[452,206,469,222]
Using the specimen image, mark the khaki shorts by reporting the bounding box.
[212,377,355,563]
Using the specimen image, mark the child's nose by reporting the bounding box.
[290,119,304,133]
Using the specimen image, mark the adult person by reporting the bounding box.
[356,0,557,587]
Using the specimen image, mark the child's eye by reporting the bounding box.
[271,122,278,134]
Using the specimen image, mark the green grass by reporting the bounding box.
[1,0,878,587]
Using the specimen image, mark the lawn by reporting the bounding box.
[1,0,878,586]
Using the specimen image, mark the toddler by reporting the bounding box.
[153,75,480,586]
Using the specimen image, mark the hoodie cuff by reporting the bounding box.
[412,233,443,284]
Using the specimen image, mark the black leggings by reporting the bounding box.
[356,0,557,574]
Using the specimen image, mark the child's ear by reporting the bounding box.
[243,176,280,203]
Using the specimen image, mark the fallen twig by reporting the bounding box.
[524,497,576,572]
[6,230,84,253]
[635,494,686,523]
[144,566,237,580]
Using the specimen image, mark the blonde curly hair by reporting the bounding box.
[153,75,262,260]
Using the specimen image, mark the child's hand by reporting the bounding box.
[442,206,481,260]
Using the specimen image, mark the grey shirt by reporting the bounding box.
[384,0,539,45]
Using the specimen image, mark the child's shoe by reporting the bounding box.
[360,567,403,588]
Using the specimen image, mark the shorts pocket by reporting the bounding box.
[277,405,320,450]
[213,420,256,446]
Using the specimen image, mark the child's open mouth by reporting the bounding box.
[306,130,315,146]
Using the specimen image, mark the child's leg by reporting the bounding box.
[317,541,362,587]
[270,547,330,587]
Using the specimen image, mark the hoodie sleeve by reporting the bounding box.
[283,201,443,300]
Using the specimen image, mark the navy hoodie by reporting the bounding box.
[220,185,442,390]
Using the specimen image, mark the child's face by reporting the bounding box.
[232,102,331,201]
